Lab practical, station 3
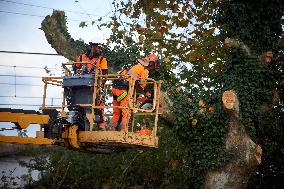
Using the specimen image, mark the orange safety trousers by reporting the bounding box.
[110,88,130,131]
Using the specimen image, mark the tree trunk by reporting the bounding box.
[202,90,262,189]
[159,91,174,123]
[159,90,262,189]
[40,10,87,61]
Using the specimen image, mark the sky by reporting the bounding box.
[0,0,113,136]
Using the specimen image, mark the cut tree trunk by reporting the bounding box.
[40,10,87,61]
[159,90,262,189]
[159,91,174,123]
[202,90,262,189]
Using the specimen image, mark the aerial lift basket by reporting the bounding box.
[0,61,163,153]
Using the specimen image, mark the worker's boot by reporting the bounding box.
[120,125,127,132]
[108,122,117,131]
[120,128,127,132]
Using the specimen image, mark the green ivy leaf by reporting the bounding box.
[79,21,87,28]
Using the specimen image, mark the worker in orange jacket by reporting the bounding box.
[75,42,108,75]
[75,43,108,130]
[110,54,158,131]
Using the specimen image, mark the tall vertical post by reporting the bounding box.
[90,68,99,131]
[61,89,66,117]
[42,81,47,110]
[153,81,161,137]
[14,66,16,97]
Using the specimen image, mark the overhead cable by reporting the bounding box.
[0,0,100,17]
[0,82,44,86]
[0,10,86,22]
[0,74,43,78]
[0,64,57,70]
[0,83,60,87]
[0,95,61,99]
[0,103,60,107]
[0,50,61,56]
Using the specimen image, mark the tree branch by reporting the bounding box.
[40,10,87,61]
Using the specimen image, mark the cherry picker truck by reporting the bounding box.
[0,61,162,153]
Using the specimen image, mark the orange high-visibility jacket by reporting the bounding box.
[76,53,108,70]
[120,62,149,89]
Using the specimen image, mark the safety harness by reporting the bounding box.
[116,91,128,102]
[113,61,141,102]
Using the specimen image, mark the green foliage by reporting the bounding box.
[221,48,278,140]
[246,63,284,188]
[217,1,284,188]
[22,127,191,188]
[167,0,283,187]
[170,87,231,188]
[104,42,141,73]
[217,0,283,54]
[79,21,87,28]
[99,0,225,80]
